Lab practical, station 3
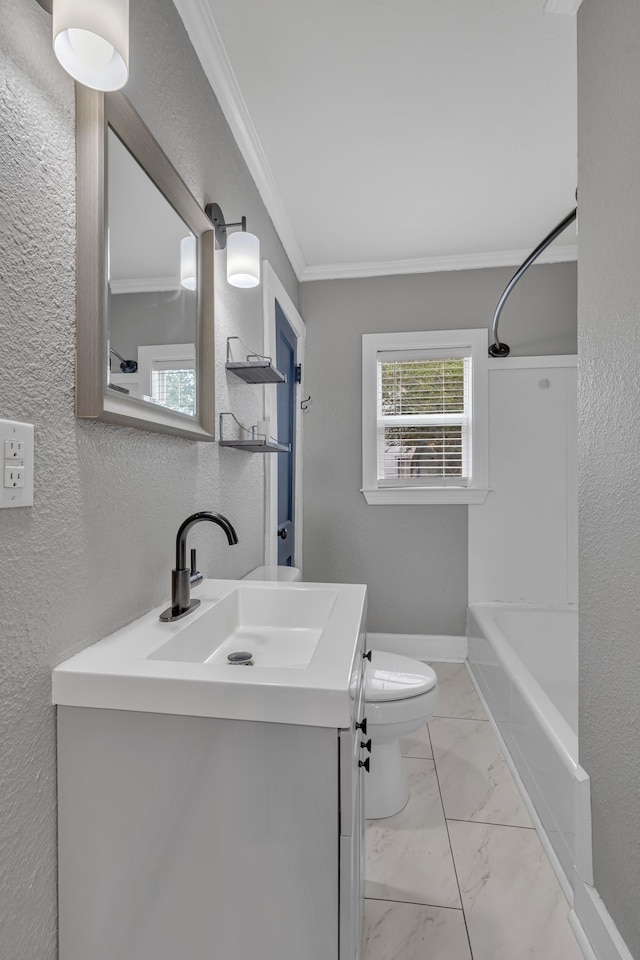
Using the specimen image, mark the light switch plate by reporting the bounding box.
[0,419,34,508]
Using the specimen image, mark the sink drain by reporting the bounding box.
[227,651,254,666]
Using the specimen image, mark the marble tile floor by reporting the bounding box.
[363,661,584,960]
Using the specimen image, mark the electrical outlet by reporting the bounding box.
[4,465,25,488]
[0,419,34,508]
[4,439,24,459]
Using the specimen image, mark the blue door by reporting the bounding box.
[275,302,296,566]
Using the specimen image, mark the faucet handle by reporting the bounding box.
[189,547,203,588]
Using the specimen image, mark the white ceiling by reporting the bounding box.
[173,0,578,281]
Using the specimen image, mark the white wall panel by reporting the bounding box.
[469,358,577,606]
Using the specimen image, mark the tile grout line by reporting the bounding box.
[433,714,489,722]
[446,816,535,831]
[427,721,476,960]
[364,895,465,912]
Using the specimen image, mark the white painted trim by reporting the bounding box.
[544,0,583,14]
[571,882,636,960]
[569,906,599,960]
[362,487,489,505]
[109,277,181,294]
[575,766,594,887]
[171,0,306,280]
[362,328,488,506]
[262,261,306,572]
[487,354,578,370]
[366,633,467,662]
[302,244,578,282]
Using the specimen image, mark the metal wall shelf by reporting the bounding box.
[219,412,290,454]
[219,438,290,453]
[225,361,286,384]
[225,337,286,384]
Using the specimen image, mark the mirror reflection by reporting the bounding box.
[107,128,197,417]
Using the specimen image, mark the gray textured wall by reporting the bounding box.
[301,263,577,636]
[577,2,640,955]
[0,2,297,957]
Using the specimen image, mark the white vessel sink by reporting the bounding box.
[149,585,338,668]
[52,579,367,728]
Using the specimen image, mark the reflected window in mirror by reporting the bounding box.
[106,128,198,417]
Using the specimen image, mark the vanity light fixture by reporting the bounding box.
[180,236,197,291]
[52,0,129,91]
[204,203,261,289]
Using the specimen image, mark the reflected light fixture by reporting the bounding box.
[204,202,261,289]
[53,0,129,91]
[180,236,197,291]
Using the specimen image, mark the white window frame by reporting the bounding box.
[137,343,196,411]
[362,329,489,504]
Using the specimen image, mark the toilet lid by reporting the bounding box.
[364,652,437,702]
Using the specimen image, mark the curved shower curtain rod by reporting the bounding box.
[489,206,577,358]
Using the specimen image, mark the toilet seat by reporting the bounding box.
[365,652,437,702]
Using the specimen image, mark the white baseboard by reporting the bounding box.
[571,881,636,960]
[366,633,467,662]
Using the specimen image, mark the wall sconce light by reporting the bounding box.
[205,202,260,289]
[110,346,137,373]
[52,0,129,91]
[180,236,197,291]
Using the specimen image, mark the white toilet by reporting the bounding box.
[363,652,438,819]
[242,567,439,820]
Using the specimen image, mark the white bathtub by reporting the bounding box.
[467,602,579,890]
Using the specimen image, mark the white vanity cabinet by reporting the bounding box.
[56,614,368,960]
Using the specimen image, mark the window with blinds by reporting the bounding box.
[136,343,197,418]
[361,329,488,505]
[377,349,471,487]
[150,356,196,417]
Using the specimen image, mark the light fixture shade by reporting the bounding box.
[180,236,197,291]
[53,0,129,91]
[227,231,260,288]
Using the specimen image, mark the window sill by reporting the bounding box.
[361,487,490,505]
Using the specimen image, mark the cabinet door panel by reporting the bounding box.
[58,708,339,960]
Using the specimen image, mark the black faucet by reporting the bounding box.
[159,512,238,622]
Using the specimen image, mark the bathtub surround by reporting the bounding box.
[469,356,578,608]
[0,1,297,957]
[468,604,579,895]
[301,264,577,637]
[577,1,640,957]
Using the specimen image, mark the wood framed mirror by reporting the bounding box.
[75,86,215,440]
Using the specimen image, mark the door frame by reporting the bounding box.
[262,260,306,570]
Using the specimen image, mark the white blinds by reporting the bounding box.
[376,349,472,486]
[151,359,196,417]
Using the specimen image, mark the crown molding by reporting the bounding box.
[544,0,583,14]
[301,243,577,282]
[172,0,306,281]
[109,277,181,294]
